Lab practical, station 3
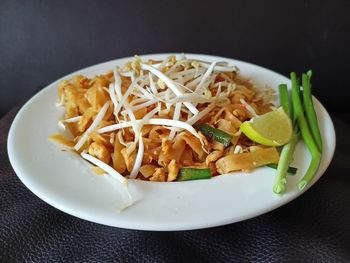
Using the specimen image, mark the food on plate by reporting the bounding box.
[273,71,322,194]
[290,71,322,190]
[49,54,321,195]
[240,107,292,146]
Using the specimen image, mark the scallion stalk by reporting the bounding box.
[273,83,299,194]
[273,130,300,193]
[291,72,321,190]
[302,71,323,152]
[278,84,291,118]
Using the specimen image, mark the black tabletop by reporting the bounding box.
[1,0,350,262]
[1,107,349,262]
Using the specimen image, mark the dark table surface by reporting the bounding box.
[1,0,350,262]
[1,107,349,262]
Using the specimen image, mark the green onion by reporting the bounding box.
[273,83,299,194]
[177,168,212,181]
[278,84,291,118]
[196,123,232,147]
[267,162,297,175]
[273,130,300,193]
[291,72,321,190]
[302,71,323,152]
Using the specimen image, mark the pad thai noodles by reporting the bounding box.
[50,54,280,185]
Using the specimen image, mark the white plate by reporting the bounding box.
[8,54,336,231]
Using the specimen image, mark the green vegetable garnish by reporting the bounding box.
[266,164,297,175]
[177,168,212,181]
[302,71,323,152]
[278,84,292,118]
[291,72,322,190]
[196,123,232,147]
[273,83,300,194]
[273,72,322,193]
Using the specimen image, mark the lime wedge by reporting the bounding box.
[240,108,292,146]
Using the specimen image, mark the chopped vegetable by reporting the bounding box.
[177,168,212,181]
[266,164,297,175]
[196,123,233,147]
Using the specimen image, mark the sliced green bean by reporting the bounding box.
[177,168,212,181]
[196,123,232,147]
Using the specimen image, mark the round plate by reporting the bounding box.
[7,54,336,230]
